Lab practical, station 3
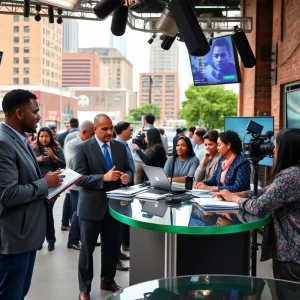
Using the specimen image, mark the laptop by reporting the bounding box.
[143,165,186,193]
[141,200,168,218]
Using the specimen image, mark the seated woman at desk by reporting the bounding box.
[214,128,300,282]
[194,130,220,183]
[132,128,167,180]
[196,130,250,192]
[164,136,199,183]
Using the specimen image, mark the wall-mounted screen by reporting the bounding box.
[224,117,274,167]
[286,88,300,128]
[189,35,241,86]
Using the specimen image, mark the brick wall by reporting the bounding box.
[272,0,300,130]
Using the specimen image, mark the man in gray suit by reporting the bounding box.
[74,114,132,300]
[0,89,63,299]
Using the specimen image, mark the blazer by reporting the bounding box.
[0,124,48,254]
[73,136,133,221]
[194,153,220,182]
[203,153,251,192]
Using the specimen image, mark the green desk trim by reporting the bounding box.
[109,207,271,235]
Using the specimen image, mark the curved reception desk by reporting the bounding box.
[109,199,271,285]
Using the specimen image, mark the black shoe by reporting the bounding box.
[118,251,130,260]
[96,242,101,247]
[116,260,129,271]
[67,243,81,250]
[48,243,55,251]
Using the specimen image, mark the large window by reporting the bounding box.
[13,16,19,22]
[13,68,19,74]
[24,67,30,74]
[13,47,19,54]
[24,57,30,64]
[13,57,19,64]
[13,78,19,84]
[24,47,30,54]
[13,26,19,33]
[24,78,30,84]
[24,36,30,43]
[24,26,30,33]
[13,37,19,43]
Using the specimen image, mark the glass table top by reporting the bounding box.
[109,199,271,235]
[105,275,300,299]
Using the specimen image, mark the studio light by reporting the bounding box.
[161,35,177,50]
[24,0,30,18]
[111,4,128,36]
[94,0,121,20]
[35,4,41,22]
[156,6,177,37]
[48,5,54,23]
[57,15,63,24]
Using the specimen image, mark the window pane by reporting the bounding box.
[24,47,30,54]
[24,67,30,74]
[13,37,19,43]
[13,78,19,84]
[24,17,29,22]
[24,57,30,64]
[13,26,19,33]
[24,78,30,84]
[13,47,19,54]
[24,36,30,43]
[13,57,19,64]
[13,16,19,22]
[13,68,19,74]
[24,26,30,33]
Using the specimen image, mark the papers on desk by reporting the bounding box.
[106,185,149,200]
[194,198,239,211]
[191,188,213,198]
[47,169,83,199]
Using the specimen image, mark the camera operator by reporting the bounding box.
[132,128,167,181]
[131,114,155,184]
[214,129,300,282]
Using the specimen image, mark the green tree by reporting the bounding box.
[180,85,237,130]
[126,104,160,123]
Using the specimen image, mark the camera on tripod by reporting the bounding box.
[244,120,274,163]
[132,130,147,150]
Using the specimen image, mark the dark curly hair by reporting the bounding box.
[175,136,195,157]
[33,127,59,155]
[218,130,242,154]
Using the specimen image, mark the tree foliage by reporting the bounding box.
[180,85,238,130]
[127,104,161,123]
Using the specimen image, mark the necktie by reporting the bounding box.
[103,143,112,169]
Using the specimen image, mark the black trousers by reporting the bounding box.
[78,211,120,293]
[273,259,300,300]
[45,202,56,244]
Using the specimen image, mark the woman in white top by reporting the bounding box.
[194,130,220,184]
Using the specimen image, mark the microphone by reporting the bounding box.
[94,0,121,20]
[111,4,128,36]
[168,152,177,195]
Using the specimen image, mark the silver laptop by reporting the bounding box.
[143,165,186,192]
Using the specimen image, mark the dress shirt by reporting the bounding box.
[194,143,206,161]
[116,136,135,173]
[95,136,112,161]
[2,122,28,145]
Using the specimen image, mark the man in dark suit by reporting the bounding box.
[73,114,132,300]
[0,89,63,299]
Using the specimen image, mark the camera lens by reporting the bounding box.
[259,142,274,156]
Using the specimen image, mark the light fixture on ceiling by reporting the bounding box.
[24,0,30,18]
[39,0,77,10]
[57,8,63,24]
[35,4,41,21]
[48,5,54,23]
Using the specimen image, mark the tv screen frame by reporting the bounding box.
[224,116,274,167]
[189,35,241,86]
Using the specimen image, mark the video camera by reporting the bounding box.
[244,120,274,163]
[132,130,146,150]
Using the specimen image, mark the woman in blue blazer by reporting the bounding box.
[197,130,251,192]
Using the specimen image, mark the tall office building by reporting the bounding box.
[62,53,101,87]
[0,15,62,88]
[109,32,128,57]
[149,35,178,72]
[63,19,79,52]
[79,47,133,90]
[139,73,179,121]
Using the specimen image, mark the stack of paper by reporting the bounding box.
[191,188,213,198]
[106,185,149,200]
[194,198,239,211]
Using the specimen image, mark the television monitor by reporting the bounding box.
[286,87,300,128]
[189,35,241,86]
[224,117,274,167]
